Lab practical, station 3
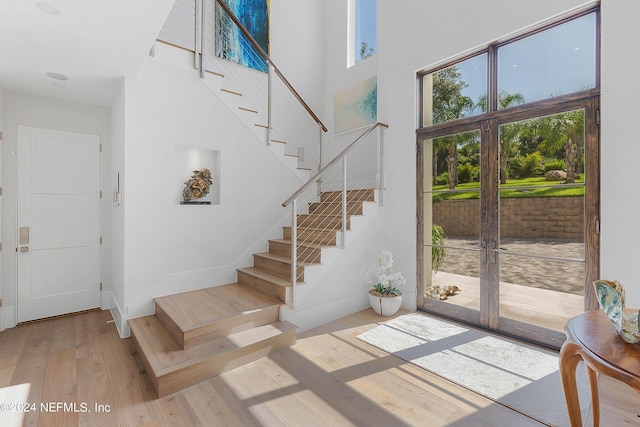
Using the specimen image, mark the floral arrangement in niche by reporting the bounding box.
[364,249,406,297]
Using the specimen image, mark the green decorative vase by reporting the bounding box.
[593,279,640,344]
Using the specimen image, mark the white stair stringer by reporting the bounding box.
[200,68,310,182]
[280,195,387,332]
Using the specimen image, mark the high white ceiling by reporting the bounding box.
[0,0,175,106]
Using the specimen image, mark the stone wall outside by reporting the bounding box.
[432,197,584,239]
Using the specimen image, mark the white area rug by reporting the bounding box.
[357,313,590,427]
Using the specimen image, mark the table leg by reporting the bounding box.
[560,339,584,427]
[586,365,599,427]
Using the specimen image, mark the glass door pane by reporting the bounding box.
[497,110,586,333]
[422,130,482,321]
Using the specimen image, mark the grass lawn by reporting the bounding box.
[432,176,585,200]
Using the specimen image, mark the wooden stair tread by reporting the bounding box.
[284,225,344,232]
[130,315,296,376]
[154,283,280,334]
[320,189,377,204]
[269,238,334,249]
[237,266,295,287]
[254,251,318,266]
[299,213,358,218]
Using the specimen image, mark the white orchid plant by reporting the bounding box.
[364,249,406,297]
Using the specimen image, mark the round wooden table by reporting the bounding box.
[560,309,640,427]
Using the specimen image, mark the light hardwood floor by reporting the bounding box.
[0,308,638,426]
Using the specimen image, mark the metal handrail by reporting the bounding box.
[282,122,388,310]
[215,0,327,132]
[282,122,388,207]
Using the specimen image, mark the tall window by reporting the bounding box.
[349,0,377,66]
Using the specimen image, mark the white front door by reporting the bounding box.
[17,126,101,323]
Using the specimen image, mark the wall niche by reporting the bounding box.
[173,145,220,205]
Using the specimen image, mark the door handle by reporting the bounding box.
[20,227,29,244]
[481,241,487,263]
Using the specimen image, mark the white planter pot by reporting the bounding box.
[368,289,403,316]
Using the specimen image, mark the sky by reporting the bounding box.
[454,12,596,113]
[355,0,377,61]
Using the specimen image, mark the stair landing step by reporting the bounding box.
[130,315,296,397]
[154,283,281,349]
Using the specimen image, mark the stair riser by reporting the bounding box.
[130,328,160,393]
[184,306,280,349]
[156,328,296,397]
[253,255,305,282]
[309,202,364,216]
[321,189,375,203]
[283,227,337,246]
[237,270,288,303]
[269,240,321,264]
[155,303,186,349]
[297,214,351,230]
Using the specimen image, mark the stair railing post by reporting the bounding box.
[267,63,273,146]
[317,123,323,196]
[341,156,348,249]
[378,125,385,207]
[194,0,207,78]
[290,199,297,310]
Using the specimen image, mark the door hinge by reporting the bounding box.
[596,108,601,125]
[100,236,103,245]
[100,282,103,291]
[100,190,103,199]
[99,144,103,153]
[0,243,2,252]
[596,219,600,235]
[0,187,2,196]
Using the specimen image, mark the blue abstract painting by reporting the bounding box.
[334,76,378,135]
[216,0,269,72]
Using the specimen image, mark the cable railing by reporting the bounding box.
[282,122,388,309]
[209,0,326,173]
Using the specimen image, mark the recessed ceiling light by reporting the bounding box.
[51,82,66,89]
[37,2,61,15]
[46,72,68,81]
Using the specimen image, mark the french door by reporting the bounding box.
[417,96,600,349]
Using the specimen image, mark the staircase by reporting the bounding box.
[129,188,377,397]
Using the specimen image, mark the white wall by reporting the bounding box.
[600,0,640,305]
[283,202,385,331]
[0,91,111,328]
[270,0,325,115]
[321,0,594,311]
[0,89,3,331]
[109,83,126,334]
[115,50,306,332]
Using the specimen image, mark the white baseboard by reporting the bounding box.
[3,305,16,329]
[282,292,370,333]
[108,294,130,338]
